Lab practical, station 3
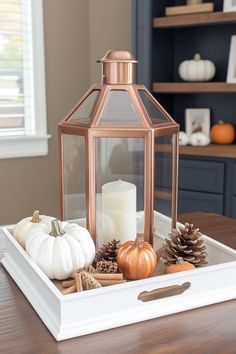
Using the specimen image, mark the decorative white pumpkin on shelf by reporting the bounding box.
[25,219,96,280]
[179,54,216,82]
[189,132,210,146]
[13,210,54,249]
[178,131,189,146]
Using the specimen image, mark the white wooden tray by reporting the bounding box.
[1,213,236,341]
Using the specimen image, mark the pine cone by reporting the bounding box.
[80,271,102,290]
[95,239,120,262]
[77,265,96,274]
[162,223,207,267]
[95,260,119,273]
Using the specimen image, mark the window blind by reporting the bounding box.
[0,0,35,135]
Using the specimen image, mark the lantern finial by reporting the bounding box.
[98,50,137,84]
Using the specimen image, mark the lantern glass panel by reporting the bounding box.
[138,90,171,124]
[154,135,173,248]
[62,134,86,226]
[95,137,144,246]
[69,90,100,125]
[98,90,142,126]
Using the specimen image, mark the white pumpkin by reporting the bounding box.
[189,132,210,146]
[25,219,95,280]
[178,131,189,146]
[179,54,216,82]
[13,210,54,249]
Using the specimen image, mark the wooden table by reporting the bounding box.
[1,212,236,354]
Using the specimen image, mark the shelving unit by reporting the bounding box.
[147,2,236,129]
[134,0,236,218]
[153,11,236,28]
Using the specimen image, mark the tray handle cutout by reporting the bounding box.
[138,282,191,302]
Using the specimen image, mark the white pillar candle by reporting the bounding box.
[102,180,137,244]
[96,193,117,247]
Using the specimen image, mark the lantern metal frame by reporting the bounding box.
[58,51,179,245]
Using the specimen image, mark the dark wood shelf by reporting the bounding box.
[155,143,236,158]
[153,82,236,93]
[153,11,236,28]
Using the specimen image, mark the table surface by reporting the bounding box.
[1,212,236,354]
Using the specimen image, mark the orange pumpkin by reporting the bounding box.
[166,257,195,274]
[117,236,157,280]
[210,120,235,144]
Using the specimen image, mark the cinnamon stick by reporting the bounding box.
[75,272,83,292]
[62,279,75,288]
[72,271,124,280]
[98,279,127,286]
[62,284,76,295]
[92,273,124,281]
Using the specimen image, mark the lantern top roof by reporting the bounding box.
[98,50,137,64]
[59,50,179,133]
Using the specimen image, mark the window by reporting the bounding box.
[0,0,50,158]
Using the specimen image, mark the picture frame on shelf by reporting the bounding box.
[227,36,236,83]
[185,109,210,138]
[223,0,236,12]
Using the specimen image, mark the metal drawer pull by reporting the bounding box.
[138,282,191,302]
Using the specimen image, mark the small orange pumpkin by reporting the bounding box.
[210,120,235,145]
[166,257,195,274]
[117,236,157,280]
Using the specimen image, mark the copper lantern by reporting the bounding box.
[58,50,179,248]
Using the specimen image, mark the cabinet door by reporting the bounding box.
[155,157,172,189]
[156,158,225,194]
[178,190,223,214]
[233,164,236,195]
[232,197,236,219]
[179,160,225,194]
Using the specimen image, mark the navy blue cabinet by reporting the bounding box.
[233,164,236,195]
[179,190,223,214]
[178,158,225,214]
[177,155,235,218]
[179,160,224,194]
[178,190,223,214]
[232,197,236,218]
[232,165,236,217]
[154,154,233,216]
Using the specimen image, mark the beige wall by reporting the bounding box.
[0,0,132,225]
[89,0,132,84]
